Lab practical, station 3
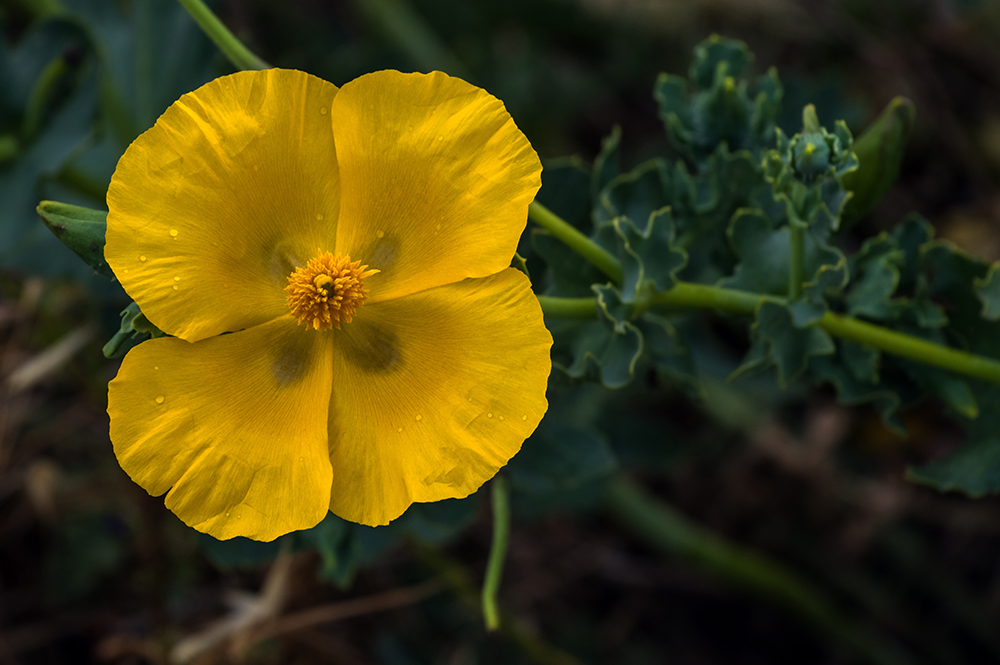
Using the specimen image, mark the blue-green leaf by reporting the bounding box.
[740,301,835,388]
[613,208,687,302]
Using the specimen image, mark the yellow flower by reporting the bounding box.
[105,69,551,541]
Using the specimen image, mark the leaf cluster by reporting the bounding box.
[528,35,1000,500]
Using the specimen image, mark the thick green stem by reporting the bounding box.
[482,476,510,631]
[536,295,597,319]
[818,312,1000,383]
[176,0,270,71]
[537,281,1000,384]
[788,222,805,300]
[606,476,914,665]
[649,281,777,315]
[528,201,623,285]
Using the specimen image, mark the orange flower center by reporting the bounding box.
[285,252,378,330]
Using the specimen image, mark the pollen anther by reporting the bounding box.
[286,251,378,330]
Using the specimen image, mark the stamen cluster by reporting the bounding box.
[285,251,378,330]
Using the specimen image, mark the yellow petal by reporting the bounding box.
[109,316,334,541]
[330,70,542,303]
[106,69,340,342]
[327,269,551,525]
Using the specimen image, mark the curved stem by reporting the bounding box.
[482,476,510,632]
[176,0,270,71]
[528,201,623,285]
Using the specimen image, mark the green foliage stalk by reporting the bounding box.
[176,0,270,71]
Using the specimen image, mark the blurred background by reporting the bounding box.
[4,0,1000,663]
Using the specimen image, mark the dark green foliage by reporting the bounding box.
[525,35,1000,500]
[655,35,781,166]
[613,208,687,302]
[734,302,835,388]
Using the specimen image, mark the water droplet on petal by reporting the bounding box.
[316,213,324,220]
[498,415,504,421]
[154,366,159,370]
[123,269,129,273]
[320,107,328,115]
[436,135,443,141]
[397,427,403,433]
[376,230,385,239]
[154,395,164,404]
[169,228,178,237]
[487,412,493,418]
[173,276,180,282]
[139,255,147,262]
[415,414,422,422]
[225,512,230,517]
[172,285,178,291]
[522,415,527,421]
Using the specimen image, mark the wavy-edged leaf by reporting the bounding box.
[751,301,835,387]
[549,284,643,389]
[846,232,905,320]
[613,208,687,302]
[597,159,670,226]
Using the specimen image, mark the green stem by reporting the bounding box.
[531,203,1000,384]
[788,222,805,300]
[176,0,270,71]
[482,476,510,631]
[818,312,1000,383]
[537,281,1000,384]
[415,544,583,665]
[536,295,597,319]
[528,201,623,285]
[649,281,777,315]
[606,476,913,665]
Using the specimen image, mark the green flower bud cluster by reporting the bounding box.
[764,106,858,231]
